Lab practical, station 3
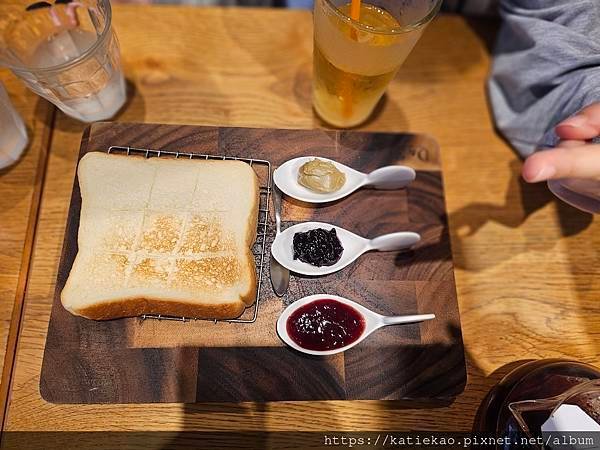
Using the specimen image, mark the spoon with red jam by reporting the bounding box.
[271,221,420,276]
[276,294,435,356]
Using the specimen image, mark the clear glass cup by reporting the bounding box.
[0,82,28,169]
[548,179,600,214]
[312,0,442,128]
[0,0,126,122]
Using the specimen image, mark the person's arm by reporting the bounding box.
[488,0,600,180]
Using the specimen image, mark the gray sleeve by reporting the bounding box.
[488,0,600,157]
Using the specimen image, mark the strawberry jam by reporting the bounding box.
[286,299,366,351]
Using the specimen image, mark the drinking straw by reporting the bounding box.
[340,74,353,119]
[350,0,361,23]
[349,0,361,41]
[341,0,362,119]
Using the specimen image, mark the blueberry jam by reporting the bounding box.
[286,299,366,351]
[292,228,344,267]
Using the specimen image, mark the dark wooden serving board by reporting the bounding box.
[40,122,466,404]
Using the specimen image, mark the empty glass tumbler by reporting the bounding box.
[0,0,126,122]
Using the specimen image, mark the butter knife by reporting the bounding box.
[270,184,289,297]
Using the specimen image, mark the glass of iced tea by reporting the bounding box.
[313,0,442,127]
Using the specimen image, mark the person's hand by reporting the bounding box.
[522,103,600,182]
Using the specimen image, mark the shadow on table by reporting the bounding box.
[464,17,501,54]
[393,14,499,88]
[219,12,315,124]
[311,94,405,131]
[448,159,593,272]
[448,156,597,367]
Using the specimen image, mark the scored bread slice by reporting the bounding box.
[61,151,260,320]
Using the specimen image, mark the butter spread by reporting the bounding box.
[297,158,346,193]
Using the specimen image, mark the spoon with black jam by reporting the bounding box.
[270,221,420,276]
[277,294,435,355]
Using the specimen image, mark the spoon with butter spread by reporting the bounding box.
[273,156,415,203]
[297,158,346,193]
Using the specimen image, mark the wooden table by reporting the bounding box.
[0,72,54,428]
[1,4,599,439]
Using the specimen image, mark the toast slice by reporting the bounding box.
[61,152,260,320]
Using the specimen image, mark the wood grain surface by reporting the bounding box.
[2,5,599,438]
[39,122,464,403]
[0,71,54,429]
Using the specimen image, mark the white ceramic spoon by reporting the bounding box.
[271,221,420,276]
[273,156,416,203]
[277,294,436,356]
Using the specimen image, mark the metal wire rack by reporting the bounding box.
[106,145,271,324]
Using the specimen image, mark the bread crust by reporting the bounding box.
[239,169,260,307]
[74,296,246,320]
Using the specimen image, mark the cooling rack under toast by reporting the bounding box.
[106,145,271,324]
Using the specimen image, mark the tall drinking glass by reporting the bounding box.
[0,0,125,122]
[313,0,442,128]
[0,82,28,169]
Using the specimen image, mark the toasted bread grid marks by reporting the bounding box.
[129,255,171,288]
[169,166,201,285]
[178,214,235,255]
[92,162,241,291]
[100,212,239,291]
[122,165,157,287]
